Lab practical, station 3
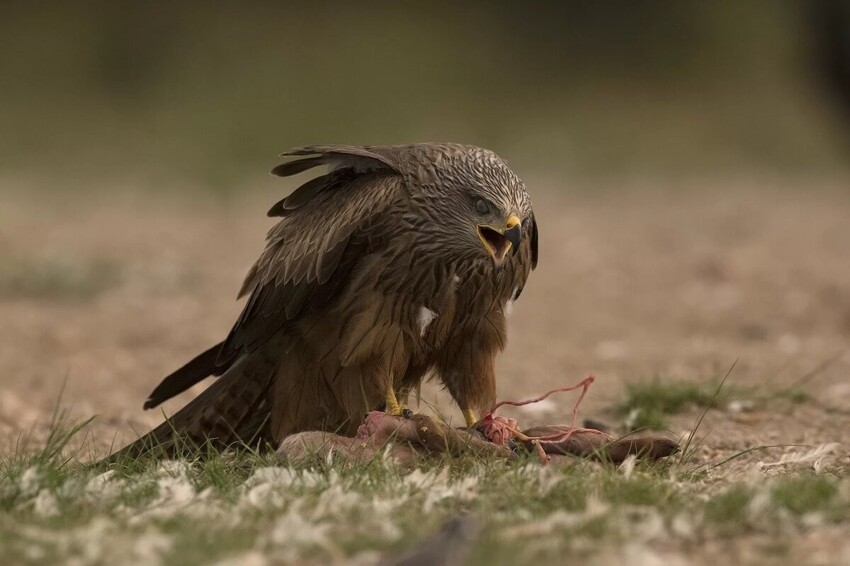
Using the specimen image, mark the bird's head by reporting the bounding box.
[472,197,523,269]
[414,145,536,270]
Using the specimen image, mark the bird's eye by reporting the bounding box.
[474,198,490,215]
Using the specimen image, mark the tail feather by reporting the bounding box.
[107,348,279,462]
[143,342,226,410]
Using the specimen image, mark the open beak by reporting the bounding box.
[477,215,522,268]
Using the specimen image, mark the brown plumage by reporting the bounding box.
[115,143,538,458]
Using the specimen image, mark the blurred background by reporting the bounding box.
[2,0,850,190]
[2,1,850,452]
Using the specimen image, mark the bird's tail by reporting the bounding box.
[103,349,279,463]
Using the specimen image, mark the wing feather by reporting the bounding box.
[269,156,327,178]
[216,147,405,368]
[267,175,331,217]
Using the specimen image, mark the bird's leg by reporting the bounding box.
[463,408,479,428]
[384,386,401,416]
[384,386,413,418]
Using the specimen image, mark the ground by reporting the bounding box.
[1,180,849,564]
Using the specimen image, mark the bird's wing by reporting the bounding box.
[215,145,408,369]
[143,145,411,408]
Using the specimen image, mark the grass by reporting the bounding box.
[0,365,842,564]
[704,486,753,534]
[1,414,848,565]
[616,354,850,437]
[772,475,840,517]
[617,378,738,431]
[617,353,850,435]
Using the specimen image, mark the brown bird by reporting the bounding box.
[115,143,538,458]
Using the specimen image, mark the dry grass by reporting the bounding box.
[1,414,848,565]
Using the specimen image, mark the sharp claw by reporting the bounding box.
[401,407,414,419]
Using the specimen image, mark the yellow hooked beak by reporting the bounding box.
[477,215,522,268]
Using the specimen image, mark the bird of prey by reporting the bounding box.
[117,143,538,458]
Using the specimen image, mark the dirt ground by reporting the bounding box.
[1,179,849,468]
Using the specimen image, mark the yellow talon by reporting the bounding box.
[386,386,415,417]
[463,409,478,428]
[385,387,402,416]
[385,385,414,418]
